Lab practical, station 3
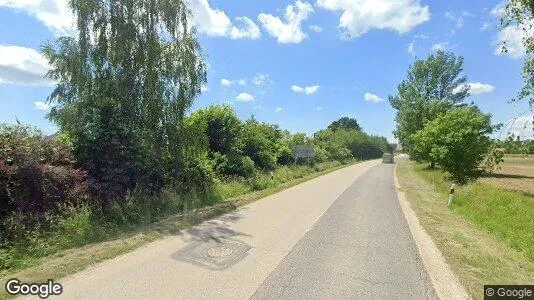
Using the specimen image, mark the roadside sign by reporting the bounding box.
[293,145,314,158]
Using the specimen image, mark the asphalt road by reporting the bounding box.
[252,163,436,299]
[46,160,435,299]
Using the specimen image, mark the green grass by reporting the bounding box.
[396,161,534,299]
[0,159,353,289]
[408,163,534,262]
[454,183,534,261]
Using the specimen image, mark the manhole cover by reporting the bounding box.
[206,246,234,258]
[172,238,251,270]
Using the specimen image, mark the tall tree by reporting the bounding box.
[42,0,207,199]
[389,50,469,153]
[327,117,362,132]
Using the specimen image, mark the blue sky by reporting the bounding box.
[1,0,533,141]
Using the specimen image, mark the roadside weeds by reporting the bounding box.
[0,161,359,294]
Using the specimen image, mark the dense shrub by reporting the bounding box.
[240,118,280,171]
[0,125,90,229]
[212,152,255,178]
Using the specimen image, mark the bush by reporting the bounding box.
[241,118,280,171]
[0,125,90,232]
[212,152,255,178]
[411,107,495,184]
[176,154,215,195]
[277,145,293,165]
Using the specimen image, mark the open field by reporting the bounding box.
[481,155,534,196]
[396,161,534,299]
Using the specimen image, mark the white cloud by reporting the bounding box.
[188,0,260,40]
[364,92,384,103]
[316,0,430,39]
[34,101,50,111]
[490,2,506,18]
[493,25,526,59]
[407,42,415,55]
[480,22,492,31]
[222,78,247,87]
[310,25,323,32]
[258,0,314,44]
[253,73,268,85]
[201,85,209,92]
[431,42,449,52]
[490,1,527,59]
[413,34,428,39]
[316,106,323,111]
[275,106,283,112]
[221,78,233,86]
[291,84,320,95]
[467,82,495,95]
[454,82,495,95]
[444,11,474,30]
[236,92,254,102]
[504,115,534,139]
[0,0,74,35]
[0,45,54,86]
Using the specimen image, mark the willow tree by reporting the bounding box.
[42,0,207,199]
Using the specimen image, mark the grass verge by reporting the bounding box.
[396,161,534,299]
[0,160,358,294]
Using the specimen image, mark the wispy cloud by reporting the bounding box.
[291,84,320,95]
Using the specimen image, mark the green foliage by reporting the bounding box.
[212,152,255,178]
[483,146,506,172]
[389,50,469,153]
[188,105,243,155]
[496,132,534,155]
[42,0,208,199]
[313,128,388,161]
[240,118,282,171]
[411,107,495,184]
[0,125,89,235]
[327,117,362,132]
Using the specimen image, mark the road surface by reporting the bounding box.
[53,160,436,299]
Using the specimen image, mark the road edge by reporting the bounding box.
[393,162,470,300]
[0,160,366,290]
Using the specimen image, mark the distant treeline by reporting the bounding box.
[496,135,534,155]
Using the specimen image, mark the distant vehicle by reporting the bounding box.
[382,153,394,164]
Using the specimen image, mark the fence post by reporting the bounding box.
[447,183,456,207]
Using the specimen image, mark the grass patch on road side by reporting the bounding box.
[0,160,358,295]
[397,161,534,299]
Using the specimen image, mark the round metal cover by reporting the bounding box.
[206,246,234,258]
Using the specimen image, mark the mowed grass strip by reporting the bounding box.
[397,161,534,300]
[0,160,358,295]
